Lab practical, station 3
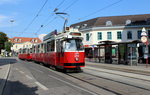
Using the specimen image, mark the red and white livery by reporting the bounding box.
[18,28,85,71]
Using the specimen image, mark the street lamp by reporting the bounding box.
[10,19,15,37]
[10,19,14,56]
[10,19,14,23]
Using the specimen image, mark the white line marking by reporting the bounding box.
[31,67,43,73]
[48,75,98,95]
[19,71,25,74]
[35,82,48,91]
[25,75,33,80]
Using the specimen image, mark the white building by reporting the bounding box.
[71,14,150,64]
[9,37,41,56]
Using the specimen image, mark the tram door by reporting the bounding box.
[56,40,61,65]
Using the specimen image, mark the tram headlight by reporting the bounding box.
[75,57,79,61]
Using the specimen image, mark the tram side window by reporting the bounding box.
[44,43,47,53]
[56,40,61,52]
[33,46,36,53]
[51,40,55,51]
[41,44,44,53]
[36,45,40,53]
[47,42,51,52]
[30,48,32,53]
[47,40,55,52]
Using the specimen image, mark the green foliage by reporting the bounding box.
[5,41,12,52]
[0,32,8,53]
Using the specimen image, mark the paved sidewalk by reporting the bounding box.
[85,60,150,73]
[0,63,10,95]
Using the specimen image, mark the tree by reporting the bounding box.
[5,41,12,52]
[0,32,8,53]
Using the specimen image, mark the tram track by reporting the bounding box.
[86,64,150,76]
[85,67,150,82]
[66,70,150,95]
[66,73,122,95]
[83,72,150,91]
[18,59,150,95]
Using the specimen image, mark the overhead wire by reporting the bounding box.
[78,0,123,20]
[34,0,69,36]
[55,0,66,9]
[62,0,79,12]
[34,0,80,37]
[18,0,49,36]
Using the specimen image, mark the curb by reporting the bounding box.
[0,63,11,95]
[85,61,150,74]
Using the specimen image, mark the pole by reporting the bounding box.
[130,47,132,66]
[92,45,94,62]
[141,27,148,68]
[146,42,148,67]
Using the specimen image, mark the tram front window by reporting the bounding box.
[63,39,84,51]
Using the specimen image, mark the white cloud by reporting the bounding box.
[0,15,8,21]
[0,0,20,4]
[38,34,47,41]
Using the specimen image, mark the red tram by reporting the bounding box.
[18,28,85,71]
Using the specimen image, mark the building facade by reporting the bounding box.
[71,14,150,64]
[9,37,41,56]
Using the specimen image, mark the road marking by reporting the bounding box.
[35,82,48,91]
[31,67,43,73]
[19,71,25,74]
[25,75,33,80]
[48,75,98,95]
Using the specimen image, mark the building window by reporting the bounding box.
[97,32,102,40]
[106,21,112,26]
[127,31,132,39]
[35,39,37,43]
[14,39,18,42]
[117,31,122,39]
[86,33,90,41]
[137,30,142,39]
[126,20,131,25]
[107,32,112,40]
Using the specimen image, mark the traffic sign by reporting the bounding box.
[141,36,147,43]
[141,32,147,36]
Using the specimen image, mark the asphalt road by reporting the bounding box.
[2,58,98,95]
[2,58,150,95]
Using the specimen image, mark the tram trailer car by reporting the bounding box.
[18,48,32,60]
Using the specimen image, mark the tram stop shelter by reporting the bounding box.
[96,40,141,65]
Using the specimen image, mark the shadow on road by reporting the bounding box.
[1,78,38,95]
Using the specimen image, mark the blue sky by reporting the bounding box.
[0,0,150,38]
